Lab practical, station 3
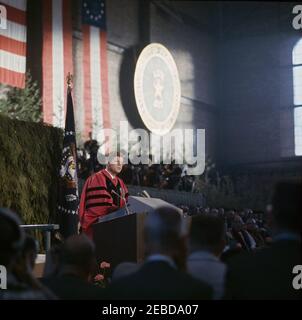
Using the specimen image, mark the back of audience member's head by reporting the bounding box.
[231,214,244,231]
[226,210,235,218]
[12,234,48,292]
[59,234,96,281]
[271,180,302,234]
[144,206,187,270]
[189,215,226,257]
[189,206,199,216]
[211,208,219,216]
[0,208,24,269]
[0,210,56,299]
[204,207,210,214]
[246,219,258,232]
[218,208,225,216]
[111,262,139,282]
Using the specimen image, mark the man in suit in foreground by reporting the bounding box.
[41,235,104,300]
[225,180,302,299]
[106,206,213,300]
[187,215,227,299]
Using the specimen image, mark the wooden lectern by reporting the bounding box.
[92,211,147,272]
[92,196,182,271]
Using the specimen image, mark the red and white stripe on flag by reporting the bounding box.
[82,25,110,147]
[0,0,27,88]
[42,0,73,127]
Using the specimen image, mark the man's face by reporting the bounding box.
[107,155,124,175]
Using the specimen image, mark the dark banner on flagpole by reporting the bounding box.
[57,82,79,239]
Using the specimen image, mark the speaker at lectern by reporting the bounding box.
[92,196,182,271]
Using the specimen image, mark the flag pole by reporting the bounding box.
[57,71,79,239]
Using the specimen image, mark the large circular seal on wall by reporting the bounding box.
[134,43,181,136]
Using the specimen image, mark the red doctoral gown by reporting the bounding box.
[79,169,128,238]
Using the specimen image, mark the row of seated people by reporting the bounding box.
[179,206,272,251]
[0,180,300,300]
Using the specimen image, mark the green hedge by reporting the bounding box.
[0,115,63,225]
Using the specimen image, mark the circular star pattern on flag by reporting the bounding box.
[58,205,79,215]
[83,1,105,22]
[64,131,74,136]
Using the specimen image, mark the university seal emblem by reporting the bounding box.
[134,43,181,135]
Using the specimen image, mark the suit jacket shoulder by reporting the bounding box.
[225,240,301,300]
[106,261,212,300]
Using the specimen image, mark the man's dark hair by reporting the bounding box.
[0,208,24,267]
[144,206,184,253]
[272,180,302,232]
[106,149,127,163]
[59,235,96,274]
[189,215,225,251]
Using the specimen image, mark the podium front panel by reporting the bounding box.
[92,213,147,272]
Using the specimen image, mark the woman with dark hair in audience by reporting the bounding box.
[0,208,56,300]
[12,234,56,299]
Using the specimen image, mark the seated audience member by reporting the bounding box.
[41,235,104,300]
[210,208,219,216]
[111,262,140,282]
[12,234,55,298]
[241,222,257,250]
[0,208,55,300]
[106,206,213,300]
[187,215,227,299]
[225,180,302,300]
[226,210,235,229]
[245,219,266,248]
[230,216,255,251]
[218,208,225,216]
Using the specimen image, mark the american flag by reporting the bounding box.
[42,0,73,128]
[82,0,111,144]
[0,0,27,88]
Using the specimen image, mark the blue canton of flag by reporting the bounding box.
[82,0,106,29]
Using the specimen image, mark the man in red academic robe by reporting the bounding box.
[79,152,128,238]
